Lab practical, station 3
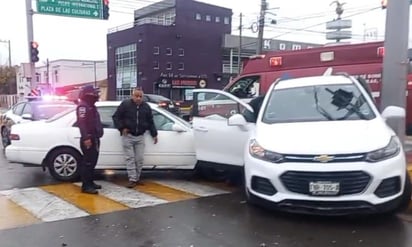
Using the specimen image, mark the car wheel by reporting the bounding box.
[47,147,81,182]
[1,126,10,148]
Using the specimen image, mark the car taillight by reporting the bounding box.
[175,102,180,106]
[9,134,20,140]
[158,102,167,107]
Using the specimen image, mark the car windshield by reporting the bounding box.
[262,83,376,124]
[147,94,171,102]
[33,103,76,120]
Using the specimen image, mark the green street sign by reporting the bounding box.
[36,0,104,19]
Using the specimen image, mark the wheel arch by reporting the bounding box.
[42,145,82,169]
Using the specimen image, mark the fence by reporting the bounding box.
[0,94,19,109]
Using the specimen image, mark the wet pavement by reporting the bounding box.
[2,191,412,247]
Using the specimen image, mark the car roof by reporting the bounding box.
[95,100,158,108]
[274,75,354,90]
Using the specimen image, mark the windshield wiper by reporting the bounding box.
[313,88,335,120]
[338,96,369,120]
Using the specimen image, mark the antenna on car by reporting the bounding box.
[323,67,333,76]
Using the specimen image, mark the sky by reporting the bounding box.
[0,0,398,66]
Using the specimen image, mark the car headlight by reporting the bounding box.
[249,139,284,163]
[365,136,400,162]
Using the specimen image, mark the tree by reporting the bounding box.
[0,66,17,94]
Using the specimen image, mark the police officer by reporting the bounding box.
[76,85,104,194]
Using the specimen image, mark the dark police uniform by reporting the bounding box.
[76,85,104,194]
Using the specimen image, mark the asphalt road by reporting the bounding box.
[3,150,412,246]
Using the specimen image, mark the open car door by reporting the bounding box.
[192,89,255,167]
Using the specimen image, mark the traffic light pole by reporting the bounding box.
[380,0,410,144]
[25,0,36,88]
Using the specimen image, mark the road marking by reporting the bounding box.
[132,180,199,202]
[41,183,129,214]
[0,195,40,230]
[73,181,168,208]
[152,179,231,197]
[0,187,89,222]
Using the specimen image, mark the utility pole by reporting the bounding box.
[25,0,36,88]
[238,13,243,75]
[380,0,410,144]
[256,0,267,54]
[93,61,97,88]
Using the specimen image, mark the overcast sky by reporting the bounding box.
[0,0,398,66]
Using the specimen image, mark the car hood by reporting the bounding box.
[255,119,393,154]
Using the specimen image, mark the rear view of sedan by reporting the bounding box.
[237,75,411,215]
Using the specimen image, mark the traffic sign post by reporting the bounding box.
[36,0,105,20]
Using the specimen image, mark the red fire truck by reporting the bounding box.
[223,41,412,134]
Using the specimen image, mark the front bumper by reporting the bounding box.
[244,151,407,215]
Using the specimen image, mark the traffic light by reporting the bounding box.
[102,0,109,20]
[30,41,39,63]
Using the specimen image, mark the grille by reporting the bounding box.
[374,176,401,198]
[251,176,277,196]
[280,171,371,196]
[282,153,366,163]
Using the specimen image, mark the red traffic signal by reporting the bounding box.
[30,41,39,63]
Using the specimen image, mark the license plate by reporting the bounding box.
[309,181,340,195]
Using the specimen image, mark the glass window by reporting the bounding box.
[224,17,230,24]
[12,103,25,116]
[153,61,159,70]
[115,44,137,93]
[262,83,376,124]
[215,16,220,23]
[22,103,32,115]
[178,48,184,56]
[166,48,172,56]
[178,63,184,71]
[228,75,260,98]
[153,46,160,55]
[97,106,117,128]
[195,13,201,20]
[32,104,75,120]
[152,110,174,131]
[206,15,211,22]
[166,62,172,70]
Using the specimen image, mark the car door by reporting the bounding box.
[192,89,255,167]
[96,106,124,167]
[143,108,196,168]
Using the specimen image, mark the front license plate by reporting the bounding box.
[309,181,340,195]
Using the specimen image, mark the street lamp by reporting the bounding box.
[82,61,105,88]
[0,39,12,67]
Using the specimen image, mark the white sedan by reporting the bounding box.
[191,75,411,216]
[5,101,198,181]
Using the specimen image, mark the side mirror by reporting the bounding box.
[172,124,186,132]
[228,114,247,127]
[381,106,405,119]
[21,113,33,120]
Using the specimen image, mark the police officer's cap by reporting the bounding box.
[79,85,99,98]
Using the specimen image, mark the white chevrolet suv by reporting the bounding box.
[191,75,411,216]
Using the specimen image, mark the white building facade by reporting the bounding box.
[16,59,107,96]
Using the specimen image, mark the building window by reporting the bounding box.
[224,17,230,25]
[153,61,159,70]
[178,48,184,56]
[166,62,172,70]
[54,70,59,83]
[36,73,40,83]
[136,9,176,26]
[215,16,220,23]
[206,15,211,22]
[178,63,184,70]
[166,48,172,56]
[195,13,201,20]
[115,44,137,99]
[153,46,160,55]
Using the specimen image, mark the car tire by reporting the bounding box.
[47,147,81,182]
[1,126,10,149]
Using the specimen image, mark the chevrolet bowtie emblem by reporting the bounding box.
[313,154,335,163]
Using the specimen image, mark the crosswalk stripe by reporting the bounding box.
[152,179,231,197]
[0,196,40,230]
[130,180,199,202]
[73,181,168,208]
[0,188,89,222]
[41,183,129,214]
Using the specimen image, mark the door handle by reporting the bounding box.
[194,126,208,132]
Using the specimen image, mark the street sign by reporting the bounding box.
[36,0,104,19]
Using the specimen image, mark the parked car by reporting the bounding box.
[144,94,181,116]
[5,101,222,182]
[190,74,411,216]
[0,96,76,148]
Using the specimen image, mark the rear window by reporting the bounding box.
[32,102,76,120]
